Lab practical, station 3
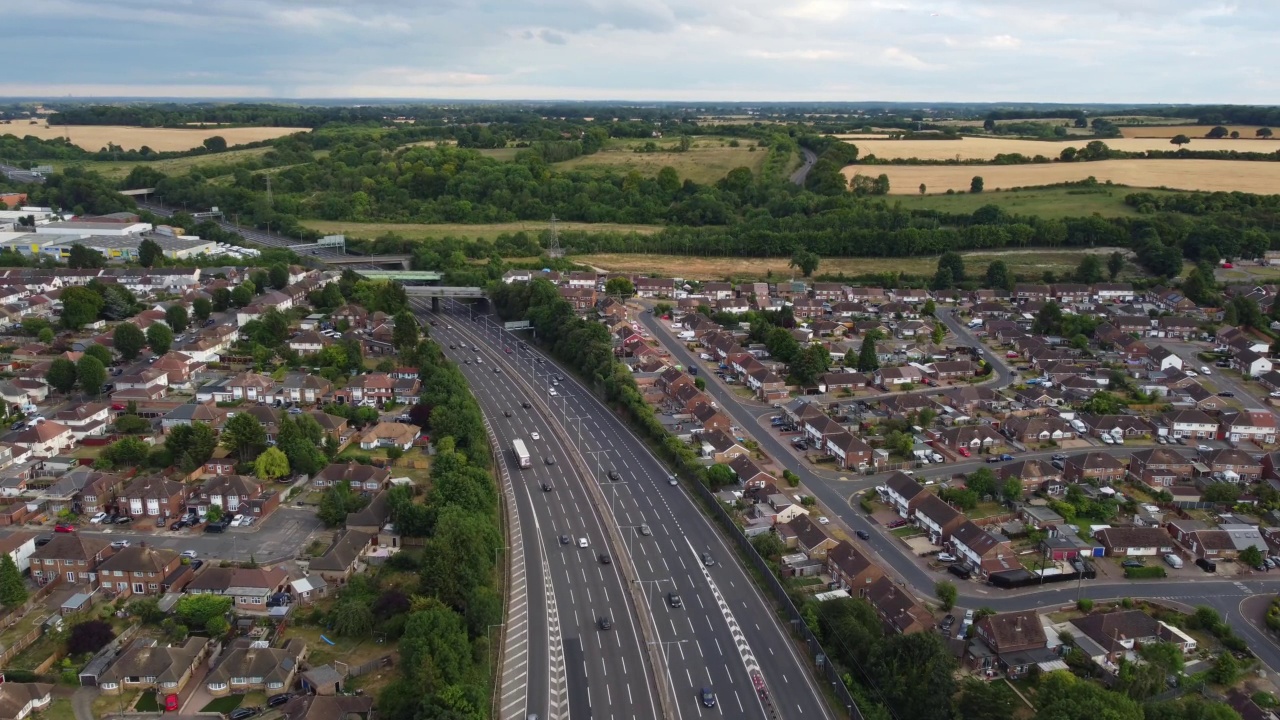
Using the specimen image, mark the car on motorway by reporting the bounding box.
[668,475,678,486]
[578,537,588,548]
[90,512,108,524]
[530,432,541,441]
[701,552,714,566]
[639,524,651,536]
[541,482,553,492]
[503,410,512,417]
[521,401,531,409]
[700,688,716,708]
[493,367,501,373]
[668,592,682,608]
[464,360,470,365]
[449,345,455,349]
[855,530,870,540]
[54,523,75,533]
[598,553,611,565]
[544,456,556,466]
[560,535,571,545]
[598,616,612,631]
[548,387,558,396]
[607,469,621,481]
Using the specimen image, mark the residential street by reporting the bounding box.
[634,306,1280,670]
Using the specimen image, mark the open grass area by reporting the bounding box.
[842,135,1276,161]
[65,146,277,180]
[0,123,306,152]
[41,698,76,720]
[286,625,391,669]
[555,137,767,184]
[889,183,1178,218]
[300,219,662,241]
[200,695,245,713]
[578,247,1135,282]
[135,690,160,712]
[845,159,1280,195]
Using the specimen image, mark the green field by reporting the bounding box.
[67,146,276,181]
[301,220,663,241]
[889,184,1181,218]
[555,137,767,183]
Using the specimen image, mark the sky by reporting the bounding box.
[3,0,1273,102]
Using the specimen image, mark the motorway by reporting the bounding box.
[632,306,1280,670]
[418,299,837,720]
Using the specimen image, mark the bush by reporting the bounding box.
[1077,598,1094,613]
[67,620,115,655]
[1124,567,1167,579]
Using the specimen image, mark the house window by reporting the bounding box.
[231,677,248,685]
[207,682,227,692]
[267,682,283,690]
[65,571,75,582]
[117,582,127,591]
[149,584,158,591]
[133,583,144,593]
[100,682,119,691]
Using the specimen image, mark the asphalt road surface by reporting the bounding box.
[424,300,837,720]
[789,148,818,187]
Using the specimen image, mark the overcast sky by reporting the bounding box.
[4,0,1272,102]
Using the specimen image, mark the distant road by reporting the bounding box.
[0,163,47,184]
[789,147,818,186]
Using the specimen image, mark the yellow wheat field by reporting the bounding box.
[842,159,1280,195]
[840,136,1280,162]
[0,123,307,152]
[1118,125,1273,139]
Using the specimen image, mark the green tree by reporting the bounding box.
[165,305,189,334]
[751,531,785,560]
[1206,125,1229,139]
[789,249,820,277]
[192,297,212,322]
[985,259,1012,290]
[935,580,957,611]
[1239,545,1264,568]
[37,327,54,344]
[138,238,163,268]
[254,447,290,481]
[1001,476,1023,503]
[330,599,375,637]
[399,600,472,688]
[1258,127,1274,138]
[604,277,635,297]
[45,358,78,395]
[1209,651,1242,686]
[954,678,1017,720]
[113,322,146,361]
[789,343,831,387]
[0,554,27,607]
[146,322,173,355]
[766,326,801,364]
[857,334,879,372]
[230,284,254,307]
[222,411,268,461]
[67,244,106,269]
[203,135,227,152]
[932,251,966,290]
[59,285,105,329]
[1107,251,1125,280]
[268,263,290,290]
[1170,134,1191,147]
[1075,255,1104,283]
[76,355,107,397]
[1032,300,1063,335]
[1036,671,1142,720]
[706,463,736,489]
[1078,390,1126,415]
[970,176,984,193]
[165,422,218,473]
[867,631,957,720]
[392,311,419,351]
[174,594,233,629]
[84,344,112,366]
[211,288,231,312]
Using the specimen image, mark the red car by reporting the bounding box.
[165,695,180,713]
[504,347,512,353]
[958,447,971,458]
[54,523,75,533]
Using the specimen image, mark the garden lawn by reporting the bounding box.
[200,695,245,713]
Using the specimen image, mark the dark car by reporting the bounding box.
[607,470,621,481]
[229,708,259,720]
[1217,391,1235,397]
[1122,559,1144,568]
[267,694,292,708]
[544,456,556,466]
[9,421,22,431]
[1196,557,1217,573]
[503,410,511,417]
[114,516,132,524]
[598,616,612,631]
[668,592,682,608]
[598,553,611,565]
[855,530,870,541]
[266,593,291,608]
[939,614,956,633]
[169,521,185,531]
[559,535,571,545]
[522,401,532,409]
[947,565,972,580]
[204,523,225,534]
[701,553,714,567]
[700,688,716,708]
[541,482,553,492]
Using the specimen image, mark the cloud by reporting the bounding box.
[2,0,1273,102]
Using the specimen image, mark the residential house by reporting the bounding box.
[825,431,875,470]
[225,372,275,402]
[1182,529,1240,561]
[882,472,926,518]
[119,475,186,521]
[97,638,210,696]
[913,494,965,544]
[96,546,188,596]
[1063,452,1127,485]
[0,683,53,720]
[358,422,420,451]
[1093,527,1175,557]
[863,576,931,635]
[950,521,1016,577]
[11,420,73,458]
[1002,416,1074,444]
[875,366,924,388]
[925,361,978,381]
[205,638,307,697]
[288,331,329,355]
[29,534,110,587]
[728,455,774,490]
[700,428,750,463]
[185,566,291,611]
[1161,410,1219,440]
[1000,459,1064,495]
[1203,448,1262,482]
[1128,448,1193,488]
[1219,410,1277,445]
[309,529,374,585]
[1070,610,1192,665]
[280,373,333,405]
[1146,346,1182,372]
[0,531,36,573]
[971,610,1050,678]
[1234,349,1273,377]
[933,425,1006,454]
[339,373,395,406]
[52,403,112,440]
[826,541,885,595]
[314,462,390,491]
[784,515,837,559]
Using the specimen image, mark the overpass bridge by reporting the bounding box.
[405,285,486,311]
[320,254,412,269]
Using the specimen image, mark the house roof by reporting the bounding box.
[1094,526,1171,549]
[785,515,833,552]
[279,695,374,720]
[827,541,878,579]
[884,471,925,501]
[309,529,373,572]
[99,546,179,574]
[0,683,54,719]
[979,610,1047,652]
[206,638,307,685]
[100,638,208,685]
[31,533,109,562]
[1070,610,1161,652]
[315,462,389,486]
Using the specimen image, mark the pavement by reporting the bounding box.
[420,301,836,720]
[632,305,1280,670]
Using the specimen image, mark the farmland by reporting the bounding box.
[553,137,768,183]
[65,146,278,180]
[841,135,1279,161]
[843,159,1280,195]
[300,220,662,241]
[578,248,1132,282]
[1118,124,1274,138]
[889,184,1181,218]
[0,122,307,152]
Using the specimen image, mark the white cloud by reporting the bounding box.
[2,0,1274,102]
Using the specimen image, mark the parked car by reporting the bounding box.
[181,550,198,559]
[229,708,259,720]
[267,694,292,709]
[957,447,970,457]
[936,552,957,563]
[54,523,75,533]
[1195,558,1217,573]
[939,615,956,634]
[90,512,108,524]
[948,565,972,580]
[1122,559,1144,568]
